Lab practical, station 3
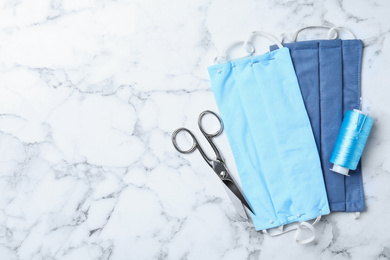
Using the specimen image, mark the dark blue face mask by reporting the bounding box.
[270,35,364,212]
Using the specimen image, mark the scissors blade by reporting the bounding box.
[222,179,255,215]
[222,184,248,220]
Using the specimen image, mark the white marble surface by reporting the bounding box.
[0,0,389,259]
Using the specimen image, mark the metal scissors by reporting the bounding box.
[171,110,254,219]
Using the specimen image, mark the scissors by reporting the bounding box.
[171,110,254,219]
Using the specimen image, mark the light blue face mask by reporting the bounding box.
[270,26,365,213]
[208,32,330,243]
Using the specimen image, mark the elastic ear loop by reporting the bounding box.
[280,26,356,43]
[262,215,321,245]
[352,212,361,219]
[214,41,255,64]
[245,31,284,51]
[214,31,283,64]
[294,216,321,244]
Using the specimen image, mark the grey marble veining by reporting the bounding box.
[0,0,389,259]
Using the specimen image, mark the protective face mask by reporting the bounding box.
[270,27,364,213]
[208,32,330,243]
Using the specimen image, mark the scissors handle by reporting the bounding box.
[198,110,224,138]
[198,110,224,161]
[172,127,214,167]
[171,110,224,166]
[171,128,198,154]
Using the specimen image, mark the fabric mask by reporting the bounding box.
[208,32,330,243]
[270,27,364,213]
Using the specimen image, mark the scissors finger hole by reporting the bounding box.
[171,128,197,154]
[198,111,223,137]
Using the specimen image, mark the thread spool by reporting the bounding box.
[330,109,374,176]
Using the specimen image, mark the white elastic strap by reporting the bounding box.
[214,31,283,64]
[214,40,255,64]
[262,224,297,237]
[334,26,356,39]
[279,32,295,43]
[262,215,321,245]
[294,222,316,244]
[292,26,337,42]
[352,212,361,219]
[294,215,321,245]
[282,26,356,43]
[246,31,284,50]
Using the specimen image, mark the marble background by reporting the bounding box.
[0,0,389,259]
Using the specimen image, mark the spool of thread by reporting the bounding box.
[330,109,374,176]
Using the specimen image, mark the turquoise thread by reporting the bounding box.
[330,110,373,171]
